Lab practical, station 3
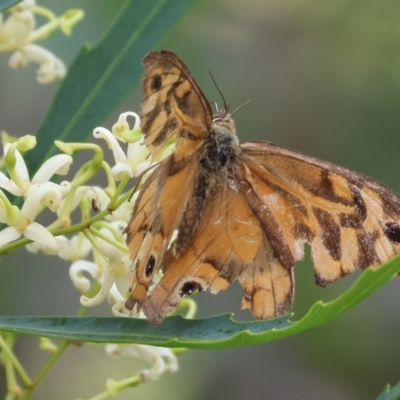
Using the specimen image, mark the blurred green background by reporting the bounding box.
[1,0,400,399]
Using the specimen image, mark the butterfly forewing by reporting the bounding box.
[125,51,216,312]
[141,51,212,161]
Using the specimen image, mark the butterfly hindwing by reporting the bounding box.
[241,141,400,286]
[239,234,294,319]
[143,175,293,325]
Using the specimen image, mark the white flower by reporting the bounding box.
[26,234,85,256]
[24,182,70,215]
[105,193,135,223]
[9,0,35,13]
[0,1,83,84]
[69,260,99,293]
[86,186,110,212]
[108,253,131,303]
[9,44,66,84]
[0,8,34,46]
[0,217,57,252]
[0,181,70,252]
[105,343,178,381]
[80,242,129,307]
[0,142,72,197]
[56,234,92,261]
[57,186,110,217]
[93,112,151,181]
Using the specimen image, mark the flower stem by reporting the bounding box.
[17,285,98,400]
[86,375,141,400]
[0,190,132,255]
[107,175,131,210]
[18,340,70,400]
[0,333,31,387]
[89,226,128,254]
[33,5,57,21]
[86,392,111,400]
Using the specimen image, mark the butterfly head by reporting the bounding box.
[209,72,237,139]
[212,106,237,141]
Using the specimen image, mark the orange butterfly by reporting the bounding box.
[124,50,400,326]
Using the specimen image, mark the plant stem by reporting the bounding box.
[17,284,99,400]
[0,190,131,255]
[18,340,70,400]
[0,334,31,386]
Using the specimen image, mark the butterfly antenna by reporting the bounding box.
[231,99,251,116]
[209,71,229,112]
[208,101,219,112]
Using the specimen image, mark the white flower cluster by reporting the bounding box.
[0,136,72,251]
[0,0,84,83]
[106,343,179,381]
[0,111,178,383]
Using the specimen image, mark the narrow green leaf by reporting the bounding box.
[24,0,198,175]
[1,256,399,348]
[0,314,291,348]
[377,382,400,400]
[0,0,20,12]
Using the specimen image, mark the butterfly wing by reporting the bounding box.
[240,141,400,286]
[124,155,198,309]
[142,174,294,326]
[125,51,213,310]
[141,50,212,161]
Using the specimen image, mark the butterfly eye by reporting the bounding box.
[145,255,156,277]
[151,75,162,91]
[384,222,400,243]
[180,281,203,297]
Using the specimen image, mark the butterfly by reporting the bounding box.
[124,50,400,326]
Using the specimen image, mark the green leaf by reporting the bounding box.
[23,0,198,176]
[0,0,20,12]
[0,314,291,348]
[377,382,400,400]
[1,256,400,348]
